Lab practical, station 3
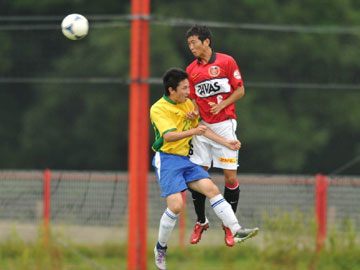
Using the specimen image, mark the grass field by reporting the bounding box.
[1,212,359,270]
[1,239,359,270]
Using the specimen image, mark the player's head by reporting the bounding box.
[186,25,212,59]
[162,68,189,103]
[186,25,212,47]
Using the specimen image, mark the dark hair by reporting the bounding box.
[162,68,188,96]
[186,24,212,46]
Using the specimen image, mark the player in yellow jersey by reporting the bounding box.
[151,68,258,270]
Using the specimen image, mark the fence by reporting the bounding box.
[0,169,359,246]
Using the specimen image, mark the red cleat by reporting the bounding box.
[222,224,235,247]
[190,219,209,244]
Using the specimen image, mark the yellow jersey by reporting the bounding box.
[150,95,198,156]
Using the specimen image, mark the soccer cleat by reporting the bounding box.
[154,244,167,270]
[190,218,209,244]
[222,224,235,247]
[234,227,259,243]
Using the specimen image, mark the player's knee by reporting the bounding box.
[206,183,220,198]
[168,201,183,215]
[224,175,237,185]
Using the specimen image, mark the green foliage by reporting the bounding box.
[317,219,360,270]
[2,0,129,14]
[17,26,131,170]
[0,216,359,270]
[1,0,360,173]
[0,229,64,270]
[261,210,317,266]
[20,86,128,169]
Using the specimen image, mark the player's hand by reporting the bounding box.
[193,125,208,136]
[186,110,199,120]
[208,102,225,115]
[226,139,241,151]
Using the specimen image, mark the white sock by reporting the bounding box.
[158,208,179,247]
[210,194,241,235]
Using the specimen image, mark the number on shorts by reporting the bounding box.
[188,139,194,156]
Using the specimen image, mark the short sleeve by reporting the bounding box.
[227,56,244,90]
[150,105,177,136]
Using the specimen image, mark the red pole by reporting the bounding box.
[315,174,327,251]
[128,0,150,268]
[139,0,150,268]
[43,169,51,243]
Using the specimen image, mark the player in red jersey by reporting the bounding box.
[185,25,253,247]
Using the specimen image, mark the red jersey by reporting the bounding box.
[186,52,243,124]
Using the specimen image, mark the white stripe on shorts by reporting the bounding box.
[154,152,161,179]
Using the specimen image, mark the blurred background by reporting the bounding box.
[1,0,360,269]
[1,0,360,174]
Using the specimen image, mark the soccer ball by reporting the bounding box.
[61,14,89,40]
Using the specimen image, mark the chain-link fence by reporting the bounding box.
[0,170,358,243]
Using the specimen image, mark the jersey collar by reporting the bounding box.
[197,51,216,65]
[163,95,176,105]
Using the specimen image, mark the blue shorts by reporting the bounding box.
[152,152,211,198]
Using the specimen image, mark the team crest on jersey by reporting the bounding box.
[208,65,220,77]
[234,69,241,79]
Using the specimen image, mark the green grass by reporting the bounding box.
[0,213,359,270]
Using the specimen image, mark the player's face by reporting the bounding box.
[187,35,209,59]
[170,78,190,104]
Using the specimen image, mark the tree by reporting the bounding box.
[1,0,360,174]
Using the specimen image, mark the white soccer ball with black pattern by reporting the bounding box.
[61,14,89,40]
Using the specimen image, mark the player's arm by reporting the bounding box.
[209,86,244,115]
[201,124,241,151]
[163,125,207,142]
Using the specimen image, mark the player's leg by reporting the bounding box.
[209,119,241,246]
[188,178,238,231]
[213,154,240,246]
[190,166,208,223]
[209,119,240,213]
[222,169,241,246]
[155,193,183,270]
[189,188,209,244]
[152,152,188,269]
[223,169,240,213]
[189,165,209,244]
[157,193,183,248]
[190,189,207,223]
[188,135,212,244]
[188,177,258,246]
[186,149,259,247]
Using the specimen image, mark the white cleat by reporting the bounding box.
[234,227,259,243]
[154,245,167,270]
